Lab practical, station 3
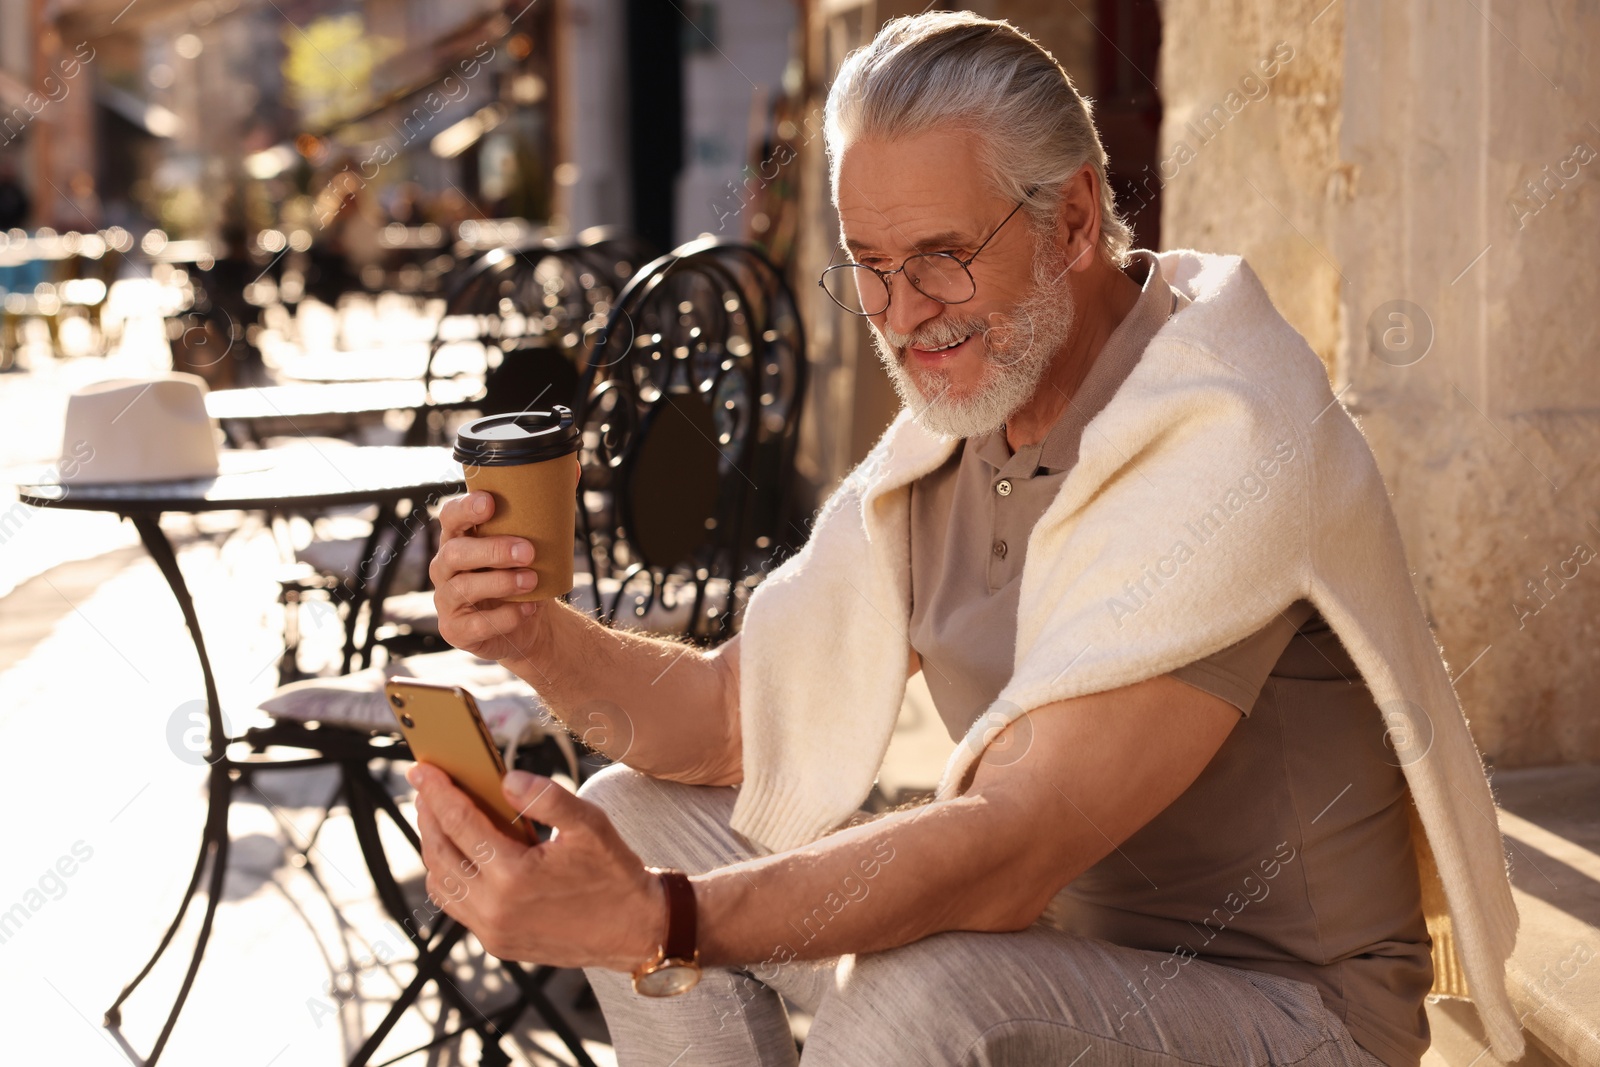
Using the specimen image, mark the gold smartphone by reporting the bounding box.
[384,677,536,844]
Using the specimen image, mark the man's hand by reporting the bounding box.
[408,763,666,971]
[429,491,548,663]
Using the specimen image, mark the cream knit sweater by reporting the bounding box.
[731,250,1522,1060]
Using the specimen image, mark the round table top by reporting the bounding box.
[15,445,464,514]
[203,377,485,422]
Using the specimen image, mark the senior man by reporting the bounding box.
[409,12,1522,1067]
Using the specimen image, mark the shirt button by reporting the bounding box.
[995,479,1013,497]
[992,539,1008,558]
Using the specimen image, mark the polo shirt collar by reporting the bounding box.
[969,248,1175,476]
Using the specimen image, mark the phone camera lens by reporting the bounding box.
[389,693,405,708]
[400,713,415,728]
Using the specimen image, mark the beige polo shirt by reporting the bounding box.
[907,250,1432,1067]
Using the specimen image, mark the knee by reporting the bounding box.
[831,932,1063,1030]
[834,932,980,1012]
[575,763,739,871]
[803,935,984,1064]
[574,761,651,812]
[814,933,1091,1067]
[575,764,664,842]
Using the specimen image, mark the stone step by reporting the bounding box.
[1422,764,1600,1066]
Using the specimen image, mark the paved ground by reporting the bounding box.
[1,524,619,1066]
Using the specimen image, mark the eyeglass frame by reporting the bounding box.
[818,189,1038,317]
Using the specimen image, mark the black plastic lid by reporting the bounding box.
[452,406,580,466]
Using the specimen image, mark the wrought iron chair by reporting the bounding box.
[364,236,809,649]
[214,236,805,1066]
[271,231,650,680]
[572,236,809,643]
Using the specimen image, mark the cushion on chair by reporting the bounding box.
[258,648,574,773]
[297,532,434,595]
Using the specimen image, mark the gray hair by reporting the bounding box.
[824,11,1133,268]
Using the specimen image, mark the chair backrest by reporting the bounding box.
[428,233,651,416]
[573,238,808,644]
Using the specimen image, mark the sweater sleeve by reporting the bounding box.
[729,412,932,852]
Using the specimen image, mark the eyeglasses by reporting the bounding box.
[819,195,1033,317]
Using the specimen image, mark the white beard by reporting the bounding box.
[870,244,1078,439]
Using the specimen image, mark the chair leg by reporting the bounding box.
[362,762,422,854]
[340,761,599,1067]
[496,960,600,1067]
[344,763,526,1026]
[342,762,422,940]
[298,776,348,859]
[277,584,305,686]
[346,920,468,1067]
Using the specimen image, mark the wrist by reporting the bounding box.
[500,600,558,676]
[629,868,702,996]
[629,868,669,971]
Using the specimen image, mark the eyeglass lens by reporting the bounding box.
[821,253,976,316]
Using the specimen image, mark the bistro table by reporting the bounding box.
[204,376,486,447]
[16,445,464,1066]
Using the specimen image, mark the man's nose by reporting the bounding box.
[877,272,943,340]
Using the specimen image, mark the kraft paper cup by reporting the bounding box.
[454,407,581,603]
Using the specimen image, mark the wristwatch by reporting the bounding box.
[632,867,701,997]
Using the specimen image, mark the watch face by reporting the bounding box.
[634,962,701,998]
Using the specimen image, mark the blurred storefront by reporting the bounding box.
[3,0,800,263]
[4,0,560,244]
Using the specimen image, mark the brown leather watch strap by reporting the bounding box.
[657,868,697,961]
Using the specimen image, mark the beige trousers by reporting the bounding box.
[578,764,1389,1067]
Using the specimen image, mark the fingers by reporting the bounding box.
[435,528,535,573]
[502,771,607,840]
[433,565,538,609]
[416,784,471,876]
[411,763,518,872]
[428,529,536,591]
[412,770,474,911]
[437,598,533,653]
[438,490,493,543]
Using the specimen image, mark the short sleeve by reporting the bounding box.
[1169,600,1317,715]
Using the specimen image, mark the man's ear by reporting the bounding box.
[1052,163,1103,274]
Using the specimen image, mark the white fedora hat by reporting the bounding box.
[57,373,221,484]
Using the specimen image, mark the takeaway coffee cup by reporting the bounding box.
[453,406,581,602]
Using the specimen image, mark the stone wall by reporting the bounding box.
[1158,1,1345,370]
[1161,0,1600,766]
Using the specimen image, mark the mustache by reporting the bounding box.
[877,315,991,354]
